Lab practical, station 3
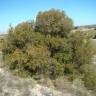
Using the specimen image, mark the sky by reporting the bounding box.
[0,0,96,33]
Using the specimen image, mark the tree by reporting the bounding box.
[2,9,95,89]
[35,9,73,37]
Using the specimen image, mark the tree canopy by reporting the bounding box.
[35,9,73,37]
[2,9,96,90]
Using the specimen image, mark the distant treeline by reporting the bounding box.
[74,24,96,29]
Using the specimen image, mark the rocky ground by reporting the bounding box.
[0,67,64,96]
[0,66,94,96]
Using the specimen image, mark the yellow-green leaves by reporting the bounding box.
[35,9,73,37]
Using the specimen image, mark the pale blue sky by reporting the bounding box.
[0,0,96,33]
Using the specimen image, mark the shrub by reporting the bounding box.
[82,64,96,91]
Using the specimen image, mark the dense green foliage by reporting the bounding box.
[35,9,73,37]
[2,9,96,91]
